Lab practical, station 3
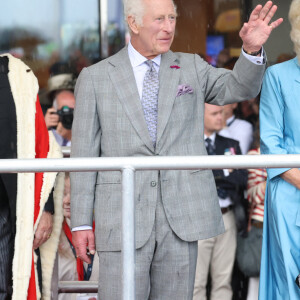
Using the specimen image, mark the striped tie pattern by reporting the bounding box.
[141,60,159,147]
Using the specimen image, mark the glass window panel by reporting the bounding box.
[0,0,100,105]
[101,0,126,58]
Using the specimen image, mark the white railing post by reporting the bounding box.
[122,167,136,300]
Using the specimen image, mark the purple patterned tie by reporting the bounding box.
[141,60,159,147]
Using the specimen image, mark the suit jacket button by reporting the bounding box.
[151,181,157,187]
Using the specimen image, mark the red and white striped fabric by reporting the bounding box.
[247,148,267,222]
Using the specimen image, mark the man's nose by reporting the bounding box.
[163,19,174,33]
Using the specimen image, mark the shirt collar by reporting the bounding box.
[204,132,216,144]
[128,40,161,68]
[226,115,235,126]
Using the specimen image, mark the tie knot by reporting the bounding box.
[205,137,215,155]
[145,60,154,70]
[205,137,212,145]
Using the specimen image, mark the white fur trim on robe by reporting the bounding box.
[1,53,64,300]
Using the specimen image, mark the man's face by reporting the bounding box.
[130,0,176,59]
[55,90,75,136]
[204,104,224,135]
[56,90,75,110]
[63,176,71,219]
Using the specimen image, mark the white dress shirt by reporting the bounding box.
[127,41,161,100]
[219,115,253,155]
[242,48,265,65]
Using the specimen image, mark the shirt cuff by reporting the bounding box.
[242,47,265,65]
[72,225,93,231]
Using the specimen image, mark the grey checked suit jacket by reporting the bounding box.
[70,46,265,251]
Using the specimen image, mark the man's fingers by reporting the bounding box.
[76,252,92,264]
[248,4,263,22]
[87,234,96,255]
[270,18,283,30]
[45,108,59,128]
[49,115,59,123]
[51,114,59,121]
[258,1,273,20]
[33,229,52,249]
[75,245,92,264]
[47,107,57,113]
[33,212,53,249]
[73,230,95,264]
[33,232,45,249]
[33,236,42,249]
[263,5,278,24]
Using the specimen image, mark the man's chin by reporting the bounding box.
[157,46,172,55]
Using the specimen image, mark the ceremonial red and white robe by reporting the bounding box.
[2,53,64,300]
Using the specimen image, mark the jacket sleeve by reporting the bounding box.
[70,67,101,228]
[259,67,290,180]
[195,51,266,106]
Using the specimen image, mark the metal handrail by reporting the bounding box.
[58,281,98,293]
[1,154,300,300]
[1,154,300,173]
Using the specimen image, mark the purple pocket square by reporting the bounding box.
[176,84,194,97]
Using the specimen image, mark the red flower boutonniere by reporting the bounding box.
[170,65,180,69]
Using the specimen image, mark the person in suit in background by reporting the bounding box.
[70,0,282,299]
[47,90,75,147]
[193,104,247,300]
[219,101,254,155]
[218,57,254,155]
[0,54,64,300]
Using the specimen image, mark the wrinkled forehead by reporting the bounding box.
[143,0,177,16]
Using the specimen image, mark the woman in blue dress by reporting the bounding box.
[259,1,300,299]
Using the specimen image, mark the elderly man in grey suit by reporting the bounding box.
[70,0,282,299]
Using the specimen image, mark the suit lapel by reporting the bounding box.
[156,51,180,145]
[108,47,154,151]
[215,135,225,155]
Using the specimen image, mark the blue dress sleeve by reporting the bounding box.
[259,67,290,180]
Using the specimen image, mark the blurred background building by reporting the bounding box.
[0,0,294,106]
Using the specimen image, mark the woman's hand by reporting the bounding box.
[280,168,300,190]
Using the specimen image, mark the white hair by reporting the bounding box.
[123,0,145,26]
[289,0,300,62]
[123,0,177,28]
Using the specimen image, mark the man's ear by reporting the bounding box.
[232,103,238,110]
[127,16,139,34]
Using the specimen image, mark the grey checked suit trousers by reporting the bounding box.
[97,181,198,300]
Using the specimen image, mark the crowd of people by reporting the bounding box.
[1,0,300,299]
